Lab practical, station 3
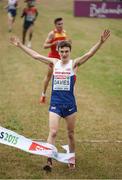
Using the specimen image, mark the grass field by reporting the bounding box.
[0,0,122,179]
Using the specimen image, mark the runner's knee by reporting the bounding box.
[49,129,58,138]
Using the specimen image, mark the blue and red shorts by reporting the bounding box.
[49,104,77,118]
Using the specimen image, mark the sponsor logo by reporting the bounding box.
[90,3,122,18]
[68,108,74,112]
[29,142,52,151]
[51,106,56,110]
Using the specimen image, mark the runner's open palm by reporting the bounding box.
[101,29,110,43]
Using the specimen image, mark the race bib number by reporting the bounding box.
[26,14,35,21]
[53,75,70,91]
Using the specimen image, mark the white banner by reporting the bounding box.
[0,126,75,164]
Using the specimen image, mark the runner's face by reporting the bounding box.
[55,20,63,32]
[58,47,71,62]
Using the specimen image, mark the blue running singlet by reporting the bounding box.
[50,59,76,106]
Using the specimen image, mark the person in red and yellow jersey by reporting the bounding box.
[39,17,71,104]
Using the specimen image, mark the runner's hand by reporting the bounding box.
[10,36,21,47]
[101,29,110,43]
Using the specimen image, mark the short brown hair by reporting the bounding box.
[57,40,72,51]
[54,17,63,24]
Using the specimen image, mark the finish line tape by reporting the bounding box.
[0,126,75,164]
